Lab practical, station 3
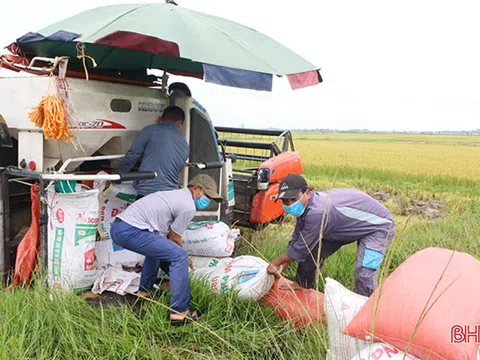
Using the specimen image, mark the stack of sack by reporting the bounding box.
[46,178,145,295]
[325,247,480,360]
[185,221,275,301]
[47,184,100,293]
[92,178,143,295]
[94,181,144,270]
[89,178,275,301]
[185,220,329,318]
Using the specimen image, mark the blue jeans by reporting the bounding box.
[110,218,190,313]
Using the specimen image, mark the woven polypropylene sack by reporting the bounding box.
[324,278,369,360]
[189,256,233,271]
[343,247,480,360]
[98,183,137,241]
[350,342,420,360]
[261,276,326,327]
[183,221,238,257]
[192,255,274,301]
[47,188,99,292]
[95,239,145,271]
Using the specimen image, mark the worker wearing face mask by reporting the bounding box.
[110,174,223,326]
[266,174,396,297]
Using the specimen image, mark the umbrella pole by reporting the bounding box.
[161,70,169,95]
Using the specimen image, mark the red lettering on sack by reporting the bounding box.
[224,259,236,274]
[100,206,106,222]
[56,208,65,223]
[87,217,99,224]
[211,276,219,293]
[371,349,383,360]
[111,208,119,217]
[383,345,399,357]
[84,248,96,270]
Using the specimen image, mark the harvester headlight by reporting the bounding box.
[257,168,270,190]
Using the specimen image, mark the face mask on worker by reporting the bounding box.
[282,192,306,217]
[194,190,211,210]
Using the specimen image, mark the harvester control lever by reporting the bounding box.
[118,171,157,182]
[187,161,223,170]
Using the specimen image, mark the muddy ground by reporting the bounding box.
[369,190,446,219]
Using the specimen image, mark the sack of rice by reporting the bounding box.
[350,342,420,360]
[183,221,239,257]
[192,255,274,301]
[98,183,137,241]
[325,277,369,360]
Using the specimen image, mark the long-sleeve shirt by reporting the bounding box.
[286,189,395,262]
[117,122,189,196]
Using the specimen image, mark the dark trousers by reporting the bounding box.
[296,226,396,297]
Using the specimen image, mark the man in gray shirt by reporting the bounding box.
[267,174,396,297]
[110,174,223,325]
[117,105,190,199]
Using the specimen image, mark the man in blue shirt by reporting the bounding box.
[117,105,190,199]
[267,174,396,297]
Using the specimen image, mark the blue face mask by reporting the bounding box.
[194,194,211,210]
[282,194,306,217]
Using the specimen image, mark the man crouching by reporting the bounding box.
[110,174,223,326]
[267,174,396,297]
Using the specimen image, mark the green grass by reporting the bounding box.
[2,132,480,359]
[0,276,328,359]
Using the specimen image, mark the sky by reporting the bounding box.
[1,0,479,132]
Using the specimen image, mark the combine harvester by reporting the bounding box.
[0,2,322,284]
[0,65,303,281]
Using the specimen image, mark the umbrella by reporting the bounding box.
[4,2,322,91]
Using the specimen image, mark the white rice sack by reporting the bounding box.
[325,278,369,360]
[95,239,145,271]
[97,183,137,240]
[192,255,274,301]
[92,267,141,296]
[350,343,420,360]
[92,171,109,194]
[189,256,233,271]
[183,221,239,257]
[47,188,99,292]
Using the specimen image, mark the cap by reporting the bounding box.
[188,174,224,202]
[276,174,308,201]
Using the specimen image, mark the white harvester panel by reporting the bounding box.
[18,131,44,171]
[0,76,169,171]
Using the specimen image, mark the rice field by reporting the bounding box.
[1,132,479,359]
[295,132,480,183]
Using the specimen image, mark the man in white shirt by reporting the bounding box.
[110,174,223,326]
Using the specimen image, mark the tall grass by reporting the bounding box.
[0,277,330,359]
